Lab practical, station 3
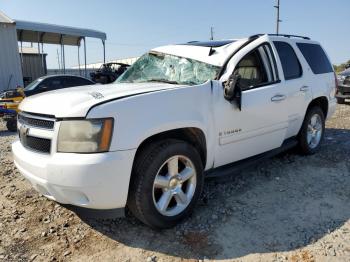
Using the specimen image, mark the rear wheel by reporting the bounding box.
[127,139,204,229]
[298,106,325,155]
[6,119,17,132]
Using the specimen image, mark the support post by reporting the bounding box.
[84,37,87,78]
[37,32,42,76]
[102,40,106,64]
[40,33,46,74]
[62,44,65,74]
[78,38,81,76]
[60,35,64,74]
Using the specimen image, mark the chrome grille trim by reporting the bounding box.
[18,112,55,130]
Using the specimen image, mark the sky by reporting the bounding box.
[0,0,348,68]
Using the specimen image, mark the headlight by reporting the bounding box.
[57,118,113,153]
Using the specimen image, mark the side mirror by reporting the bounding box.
[223,72,242,110]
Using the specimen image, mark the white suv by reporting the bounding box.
[12,34,337,229]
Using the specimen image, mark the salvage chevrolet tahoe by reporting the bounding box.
[12,34,337,229]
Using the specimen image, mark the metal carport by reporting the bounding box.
[15,19,107,77]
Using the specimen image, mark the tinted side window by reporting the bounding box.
[38,78,64,90]
[273,41,302,80]
[296,43,333,74]
[64,77,92,87]
[76,77,94,86]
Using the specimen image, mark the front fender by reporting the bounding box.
[87,83,214,154]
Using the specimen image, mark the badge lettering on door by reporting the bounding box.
[219,129,242,136]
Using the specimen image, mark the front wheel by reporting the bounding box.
[298,106,325,155]
[127,139,204,229]
[6,119,17,132]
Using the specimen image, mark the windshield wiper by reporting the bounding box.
[145,79,180,85]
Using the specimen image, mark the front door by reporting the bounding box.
[213,40,289,167]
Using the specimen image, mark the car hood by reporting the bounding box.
[19,82,181,118]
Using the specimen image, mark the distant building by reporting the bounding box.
[0,11,23,90]
[0,10,106,92]
[20,47,47,86]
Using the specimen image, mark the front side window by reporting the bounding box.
[117,52,221,86]
[273,41,302,80]
[296,43,333,74]
[233,44,277,90]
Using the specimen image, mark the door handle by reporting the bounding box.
[271,94,286,102]
[300,85,309,92]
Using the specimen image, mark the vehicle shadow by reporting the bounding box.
[0,129,16,137]
[79,127,350,260]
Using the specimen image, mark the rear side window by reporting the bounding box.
[64,77,93,88]
[296,43,333,74]
[273,41,302,80]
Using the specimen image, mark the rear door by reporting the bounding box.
[271,39,313,138]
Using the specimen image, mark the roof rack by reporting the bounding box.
[250,34,311,40]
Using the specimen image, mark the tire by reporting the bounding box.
[337,97,345,104]
[298,106,325,155]
[127,139,204,229]
[6,119,17,132]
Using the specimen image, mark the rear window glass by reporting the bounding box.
[273,41,302,80]
[296,43,333,74]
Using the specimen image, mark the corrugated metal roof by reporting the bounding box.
[0,11,14,24]
[15,20,106,45]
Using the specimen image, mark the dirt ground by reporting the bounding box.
[1,104,350,262]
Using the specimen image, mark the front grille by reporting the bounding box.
[343,76,350,86]
[18,113,55,130]
[19,133,51,154]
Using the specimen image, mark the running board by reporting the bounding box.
[205,138,298,179]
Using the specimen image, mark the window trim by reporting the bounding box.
[273,41,303,81]
[234,42,281,91]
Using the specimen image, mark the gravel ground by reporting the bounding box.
[0,104,350,262]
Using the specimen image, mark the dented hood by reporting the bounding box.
[19,82,179,118]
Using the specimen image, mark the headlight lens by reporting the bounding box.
[57,118,113,153]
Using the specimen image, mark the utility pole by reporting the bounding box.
[274,0,282,35]
[56,49,61,70]
[210,26,214,40]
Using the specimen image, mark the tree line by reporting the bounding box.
[334,60,350,73]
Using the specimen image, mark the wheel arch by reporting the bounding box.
[133,127,207,169]
[307,96,329,118]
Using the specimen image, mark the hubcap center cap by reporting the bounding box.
[169,177,180,189]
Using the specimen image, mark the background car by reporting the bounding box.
[336,75,350,104]
[90,62,130,84]
[24,75,95,97]
[337,68,350,86]
[0,75,95,132]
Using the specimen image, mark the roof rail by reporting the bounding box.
[250,34,311,40]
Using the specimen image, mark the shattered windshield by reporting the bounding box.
[116,52,220,85]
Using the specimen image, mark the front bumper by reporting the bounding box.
[12,140,136,210]
[336,85,350,99]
